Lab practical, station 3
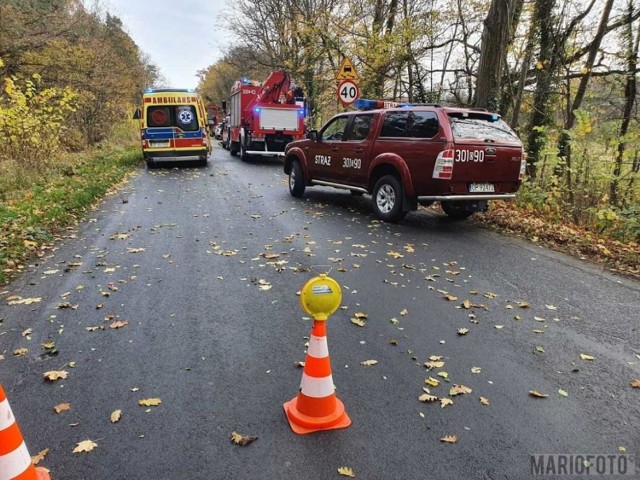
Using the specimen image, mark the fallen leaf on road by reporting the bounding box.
[41,342,55,349]
[631,379,640,388]
[127,248,146,253]
[338,466,356,477]
[580,353,595,361]
[444,295,458,301]
[517,301,530,308]
[43,370,68,381]
[21,328,33,337]
[295,361,305,368]
[535,346,545,353]
[13,348,28,357]
[418,393,438,403]
[471,367,482,374]
[400,308,408,316]
[480,396,490,405]
[440,398,454,408]
[440,435,458,443]
[457,328,469,335]
[545,304,558,310]
[424,361,445,369]
[73,440,97,453]
[495,325,504,329]
[8,296,42,305]
[350,317,366,327]
[31,448,49,465]
[558,389,569,397]
[484,292,498,299]
[387,251,404,259]
[449,384,472,396]
[110,320,129,329]
[462,300,472,309]
[110,410,122,423]
[360,359,378,367]
[533,329,545,334]
[529,390,549,398]
[425,377,440,387]
[54,403,71,414]
[231,431,258,446]
[429,355,443,361]
[138,398,161,407]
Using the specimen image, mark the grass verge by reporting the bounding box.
[0,146,142,285]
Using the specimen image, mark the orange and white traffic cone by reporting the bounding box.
[283,320,351,434]
[0,385,51,480]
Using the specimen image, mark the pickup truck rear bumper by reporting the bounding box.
[417,194,516,201]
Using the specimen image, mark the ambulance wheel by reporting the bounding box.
[146,160,156,169]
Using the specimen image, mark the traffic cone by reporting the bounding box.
[0,385,51,480]
[283,320,351,434]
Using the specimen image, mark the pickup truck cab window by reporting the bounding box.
[321,116,349,141]
[349,114,374,141]
[380,111,439,138]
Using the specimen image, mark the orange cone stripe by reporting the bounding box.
[0,441,32,480]
[0,421,25,456]
[303,355,332,377]
[300,372,335,398]
[0,397,14,431]
[307,334,329,358]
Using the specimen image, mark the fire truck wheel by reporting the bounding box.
[288,160,305,198]
[230,141,238,156]
[240,142,251,162]
[372,175,407,223]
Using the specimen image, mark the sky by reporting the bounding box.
[96,0,231,89]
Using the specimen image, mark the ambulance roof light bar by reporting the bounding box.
[144,88,196,94]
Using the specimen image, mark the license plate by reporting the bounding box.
[150,141,170,148]
[469,183,494,193]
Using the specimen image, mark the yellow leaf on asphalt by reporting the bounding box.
[437,371,449,379]
[13,348,28,357]
[631,379,640,388]
[440,398,454,408]
[457,328,469,335]
[31,448,49,465]
[558,389,569,397]
[231,431,258,446]
[110,410,122,423]
[400,308,408,316]
[424,361,445,370]
[350,317,366,327]
[8,296,42,306]
[495,325,504,329]
[440,435,458,443]
[110,320,129,329]
[462,300,472,309]
[425,377,440,387]
[444,295,458,301]
[43,370,68,381]
[138,398,161,407]
[22,328,33,337]
[353,312,367,319]
[41,342,55,349]
[338,466,356,477]
[418,393,438,403]
[429,355,443,361]
[387,250,404,259]
[529,390,549,398]
[517,301,530,308]
[360,359,378,366]
[73,440,97,453]
[449,384,472,396]
[546,304,558,310]
[54,403,71,413]
[471,367,482,374]
[580,353,595,361]
[480,396,490,405]
[127,248,145,253]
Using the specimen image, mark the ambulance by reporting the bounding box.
[134,88,211,168]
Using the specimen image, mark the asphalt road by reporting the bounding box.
[1,145,639,480]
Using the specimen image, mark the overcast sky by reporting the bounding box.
[96,0,231,88]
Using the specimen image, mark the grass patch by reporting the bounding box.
[0,145,142,285]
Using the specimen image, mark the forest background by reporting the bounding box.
[1,0,638,282]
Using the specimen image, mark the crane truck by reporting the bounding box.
[228,70,306,162]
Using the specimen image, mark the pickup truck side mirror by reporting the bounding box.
[132,108,141,120]
[307,130,318,141]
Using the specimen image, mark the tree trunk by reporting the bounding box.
[475,0,518,111]
[556,0,614,178]
[612,6,639,206]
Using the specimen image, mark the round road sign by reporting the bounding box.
[337,79,360,106]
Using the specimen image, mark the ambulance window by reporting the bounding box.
[175,105,198,131]
[147,107,171,127]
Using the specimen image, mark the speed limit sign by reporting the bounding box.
[337,79,360,106]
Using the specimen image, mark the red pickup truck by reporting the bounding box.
[284,103,526,222]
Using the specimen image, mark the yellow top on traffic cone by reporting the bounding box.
[299,274,342,321]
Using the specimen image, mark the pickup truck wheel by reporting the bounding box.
[288,161,305,198]
[372,175,407,222]
[441,201,475,219]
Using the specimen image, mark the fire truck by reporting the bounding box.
[228,70,306,161]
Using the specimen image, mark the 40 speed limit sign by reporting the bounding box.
[337,79,360,106]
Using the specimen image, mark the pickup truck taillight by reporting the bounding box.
[432,150,454,180]
[519,151,527,180]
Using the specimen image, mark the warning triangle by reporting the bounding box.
[335,58,359,81]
